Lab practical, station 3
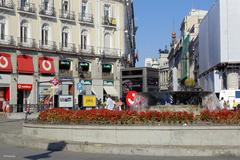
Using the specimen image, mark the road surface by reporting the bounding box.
[0,143,240,160]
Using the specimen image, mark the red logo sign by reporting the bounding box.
[50,77,59,86]
[0,56,8,69]
[17,84,32,90]
[126,90,137,107]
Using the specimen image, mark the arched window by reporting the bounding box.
[62,27,69,47]
[104,33,111,48]
[81,30,88,50]
[20,20,28,43]
[0,16,6,40]
[42,23,49,45]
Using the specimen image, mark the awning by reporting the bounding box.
[0,53,12,73]
[39,57,55,74]
[104,86,118,97]
[17,55,34,74]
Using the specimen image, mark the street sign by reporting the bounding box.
[50,77,59,86]
[77,82,83,91]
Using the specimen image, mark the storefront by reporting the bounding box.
[38,57,56,107]
[0,53,12,112]
[17,55,35,112]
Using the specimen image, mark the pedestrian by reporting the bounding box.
[219,97,224,110]
[233,100,238,111]
[105,95,114,110]
[115,98,123,111]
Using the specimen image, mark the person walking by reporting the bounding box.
[105,95,114,110]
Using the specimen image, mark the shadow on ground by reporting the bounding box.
[24,141,66,160]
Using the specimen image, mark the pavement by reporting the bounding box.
[1,113,240,158]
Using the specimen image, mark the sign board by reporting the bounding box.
[59,95,73,108]
[77,82,83,91]
[17,84,32,90]
[82,80,92,85]
[83,95,96,107]
[50,77,59,86]
[103,80,114,86]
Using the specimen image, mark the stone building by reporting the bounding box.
[0,0,136,111]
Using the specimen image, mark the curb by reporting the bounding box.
[0,133,240,157]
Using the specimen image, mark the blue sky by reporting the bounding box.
[134,0,216,67]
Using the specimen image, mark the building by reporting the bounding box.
[0,0,136,111]
[168,9,207,91]
[144,48,169,91]
[199,0,240,93]
[144,58,159,68]
[158,49,169,91]
[121,67,159,97]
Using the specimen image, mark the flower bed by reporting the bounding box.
[37,108,240,125]
[38,108,194,125]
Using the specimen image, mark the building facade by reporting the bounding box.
[0,0,136,111]
[168,9,207,91]
[199,0,240,93]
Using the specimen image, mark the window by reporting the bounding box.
[81,1,87,16]
[43,0,49,10]
[104,4,110,18]
[20,0,28,8]
[0,17,5,40]
[104,33,111,48]
[20,20,28,43]
[42,24,49,45]
[63,0,68,12]
[62,27,69,47]
[81,30,88,50]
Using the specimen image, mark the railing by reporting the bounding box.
[18,37,37,48]
[59,70,73,77]
[17,1,36,13]
[0,0,14,10]
[9,104,52,113]
[102,72,114,79]
[79,45,94,54]
[79,13,94,24]
[101,47,120,57]
[59,9,75,21]
[39,40,57,51]
[0,35,15,46]
[102,16,117,26]
[39,5,56,17]
[59,42,76,52]
[79,71,91,79]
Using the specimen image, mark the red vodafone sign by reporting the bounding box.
[126,90,137,107]
[17,84,32,90]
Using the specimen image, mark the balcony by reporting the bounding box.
[17,37,37,49]
[39,5,56,18]
[39,40,57,51]
[17,1,36,14]
[59,43,76,53]
[79,71,92,79]
[79,45,94,55]
[59,10,75,22]
[0,0,14,11]
[0,35,15,46]
[79,13,94,24]
[100,47,120,57]
[59,70,73,78]
[102,16,117,27]
[102,72,114,80]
